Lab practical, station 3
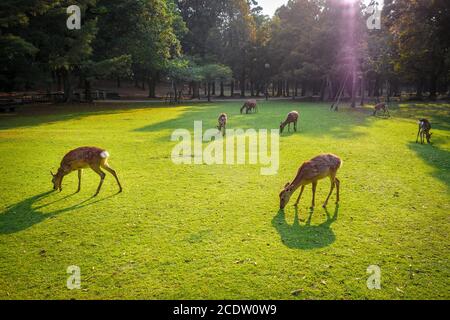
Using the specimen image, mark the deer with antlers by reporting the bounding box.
[416,119,432,144]
[373,102,390,117]
[279,111,299,134]
[217,113,228,136]
[240,99,258,114]
[279,154,342,209]
[51,147,122,196]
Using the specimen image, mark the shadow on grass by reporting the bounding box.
[0,102,179,131]
[395,103,450,131]
[407,142,450,190]
[133,102,372,141]
[0,191,117,234]
[272,205,339,250]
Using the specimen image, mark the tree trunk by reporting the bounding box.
[277,80,282,97]
[84,79,92,102]
[360,74,365,106]
[374,76,381,99]
[319,79,325,101]
[62,69,73,102]
[351,70,357,108]
[148,77,156,98]
[207,82,211,102]
[230,80,234,97]
[416,78,424,99]
[220,81,224,97]
[57,71,62,92]
[429,74,438,100]
[192,82,199,99]
[240,73,246,97]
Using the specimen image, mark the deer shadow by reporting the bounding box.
[272,205,339,250]
[0,191,116,234]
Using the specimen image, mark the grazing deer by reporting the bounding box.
[217,113,228,136]
[240,99,257,114]
[416,119,432,144]
[279,154,342,209]
[373,103,390,117]
[279,111,299,134]
[51,147,122,196]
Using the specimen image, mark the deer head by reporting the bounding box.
[50,170,63,191]
[279,182,294,209]
[279,122,285,134]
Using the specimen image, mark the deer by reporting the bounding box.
[279,153,342,210]
[373,102,390,117]
[217,113,228,136]
[240,99,257,114]
[51,147,122,196]
[416,119,432,144]
[279,111,299,134]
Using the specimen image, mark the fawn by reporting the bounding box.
[51,146,122,196]
[240,99,258,114]
[373,103,390,117]
[217,113,228,136]
[416,119,432,144]
[279,154,342,209]
[280,111,299,134]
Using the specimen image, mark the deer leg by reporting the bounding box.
[311,181,317,208]
[335,178,340,204]
[288,123,291,132]
[323,175,336,208]
[294,185,305,207]
[294,121,297,132]
[90,166,106,196]
[416,128,421,143]
[101,163,122,193]
[76,170,82,193]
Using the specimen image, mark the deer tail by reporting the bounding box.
[100,151,110,159]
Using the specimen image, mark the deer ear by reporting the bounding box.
[50,171,55,177]
[284,182,290,189]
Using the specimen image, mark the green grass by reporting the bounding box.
[0,100,449,300]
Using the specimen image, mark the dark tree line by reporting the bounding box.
[1,0,449,101]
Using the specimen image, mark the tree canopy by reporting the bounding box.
[0,0,448,100]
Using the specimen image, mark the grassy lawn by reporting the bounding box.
[0,100,449,300]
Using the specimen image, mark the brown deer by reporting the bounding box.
[279,154,342,209]
[51,147,122,196]
[279,111,299,134]
[217,113,228,136]
[240,99,257,114]
[416,119,432,144]
[373,103,390,117]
